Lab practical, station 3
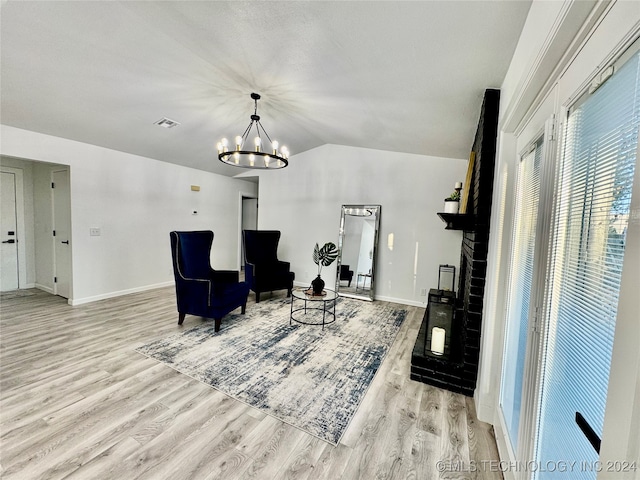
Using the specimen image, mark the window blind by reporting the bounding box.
[500,136,543,453]
[535,49,639,479]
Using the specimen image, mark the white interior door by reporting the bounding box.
[242,197,258,232]
[240,196,258,269]
[52,169,71,299]
[1,171,19,291]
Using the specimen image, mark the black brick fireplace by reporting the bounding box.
[411,89,500,396]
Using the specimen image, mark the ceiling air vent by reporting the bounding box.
[154,117,180,128]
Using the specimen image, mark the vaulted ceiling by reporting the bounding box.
[1,1,531,176]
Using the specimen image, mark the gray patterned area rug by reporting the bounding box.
[136,295,407,445]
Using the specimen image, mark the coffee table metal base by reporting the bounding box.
[290,289,338,330]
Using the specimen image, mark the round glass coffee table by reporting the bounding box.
[290,288,338,329]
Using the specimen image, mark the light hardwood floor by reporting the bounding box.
[0,287,502,480]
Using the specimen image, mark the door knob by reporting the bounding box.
[2,239,16,244]
[61,240,69,244]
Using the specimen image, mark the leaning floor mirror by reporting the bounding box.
[335,205,381,301]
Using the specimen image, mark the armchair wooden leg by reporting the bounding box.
[214,318,221,332]
[178,312,186,325]
[241,302,246,315]
[255,292,260,303]
[287,288,292,297]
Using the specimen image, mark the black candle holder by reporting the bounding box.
[424,289,455,358]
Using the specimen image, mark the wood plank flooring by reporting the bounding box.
[0,287,503,480]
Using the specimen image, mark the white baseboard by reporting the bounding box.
[69,281,174,306]
[493,409,516,480]
[34,283,54,294]
[474,391,497,425]
[375,295,426,308]
[290,282,426,308]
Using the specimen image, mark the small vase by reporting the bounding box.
[311,275,325,295]
[444,199,460,214]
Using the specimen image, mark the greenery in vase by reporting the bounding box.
[446,190,461,201]
[313,242,339,276]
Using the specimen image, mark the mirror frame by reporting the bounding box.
[335,205,381,301]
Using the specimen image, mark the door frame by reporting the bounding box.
[515,116,559,480]
[495,105,559,480]
[0,166,28,289]
[51,168,72,299]
[237,192,258,271]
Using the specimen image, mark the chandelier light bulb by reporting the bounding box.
[217,93,289,169]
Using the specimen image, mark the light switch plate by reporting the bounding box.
[90,228,101,236]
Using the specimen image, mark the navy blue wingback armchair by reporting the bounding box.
[243,230,295,303]
[170,231,249,332]
[340,265,354,287]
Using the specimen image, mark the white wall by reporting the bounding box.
[0,125,258,304]
[256,144,467,306]
[478,1,640,478]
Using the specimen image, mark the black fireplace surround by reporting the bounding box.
[411,89,500,396]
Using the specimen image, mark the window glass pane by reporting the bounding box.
[500,137,543,452]
[535,50,639,479]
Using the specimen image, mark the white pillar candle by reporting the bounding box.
[454,181,462,189]
[431,327,446,355]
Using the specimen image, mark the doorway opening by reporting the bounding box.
[0,156,72,300]
[239,194,258,271]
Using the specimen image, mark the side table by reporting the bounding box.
[356,273,372,293]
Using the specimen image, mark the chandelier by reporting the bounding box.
[217,93,289,169]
